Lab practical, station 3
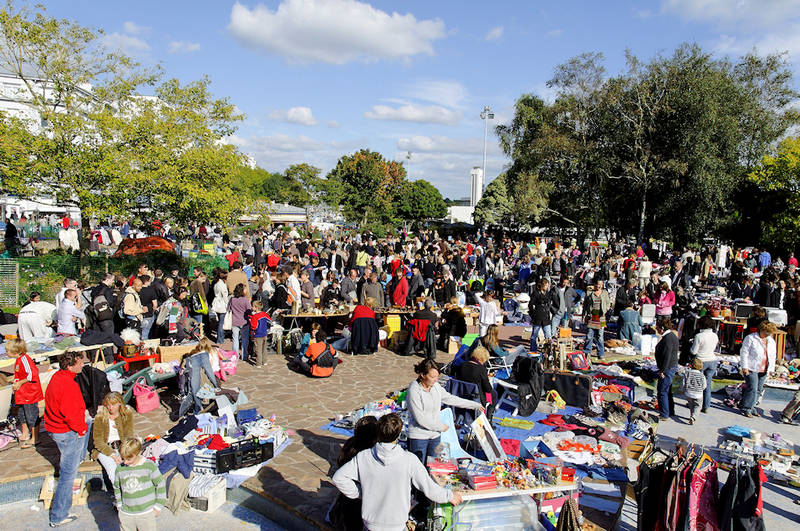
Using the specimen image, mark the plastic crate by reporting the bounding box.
[193,450,218,475]
[216,438,274,473]
[189,476,226,513]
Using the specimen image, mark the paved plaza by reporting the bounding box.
[0,326,798,529]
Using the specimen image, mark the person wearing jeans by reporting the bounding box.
[582,280,610,360]
[739,321,777,417]
[179,349,219,417]
[228,284,251,360]
[44,351,88,527]
[690,316,720,413]
[654,317,679,420]
[528,278,554,353]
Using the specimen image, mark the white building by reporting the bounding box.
[470,166,484,207]
[445,206,474,224]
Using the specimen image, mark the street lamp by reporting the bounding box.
[480,106,494,190]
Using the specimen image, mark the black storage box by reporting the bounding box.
[216,438,274,473]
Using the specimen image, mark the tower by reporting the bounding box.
[470,166,484,207]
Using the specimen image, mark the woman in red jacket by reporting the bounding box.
[8,339,43,448]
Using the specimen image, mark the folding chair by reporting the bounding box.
[438,407,472,460]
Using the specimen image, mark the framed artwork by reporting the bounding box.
[471,413,507,462]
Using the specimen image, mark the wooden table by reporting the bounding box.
[24,342,117,367]
[281,312,350,330]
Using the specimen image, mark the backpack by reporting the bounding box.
[93,294,113,322]
[312,344,336,369]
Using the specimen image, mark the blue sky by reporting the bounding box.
[44,0,800,199]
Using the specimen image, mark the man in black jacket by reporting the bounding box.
[654,317,679,420]
[670,261,691,292]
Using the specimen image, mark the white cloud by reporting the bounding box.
[229,133,325,152]
[268,106,318,126]
[226,133,366,175]
[228,0,446,64]
[662,0,800,27]
[122,21,148,35]
[103,32,150,53]
[365,104,462,125]
[326,120,340,128]
[485,26,504,41]
[545,29,563,37]
[714,25,800,60]
[396,151,507,198]
[397,135,502,156]
[404,80,468,108]
[168,41,201,53]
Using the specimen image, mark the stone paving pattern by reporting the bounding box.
[0,334,461,529]
[3,322,798,530]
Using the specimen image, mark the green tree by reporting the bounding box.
[473,173,512,226]
[396,179,447,223]
[0,2,245,250]
[284,163,323,206]
[749,137,800,252]
[119,76,245,227]
[325,149,406,225]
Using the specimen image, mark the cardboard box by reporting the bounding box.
[40,475,87,510]
[391,330,408,351]
[447,339,461,355]
[189,476,226,513]
[158,344,196,364]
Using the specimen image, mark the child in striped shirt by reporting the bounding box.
[113,438,166,531]
[682,358,707,425]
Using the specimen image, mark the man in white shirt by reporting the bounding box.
[57,289,85,336]
[55,278,78,309]
[17,292,56,341]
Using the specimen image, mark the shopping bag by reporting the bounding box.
[220,354,238,376]
[223,311,233,331]
[132,378,159,414]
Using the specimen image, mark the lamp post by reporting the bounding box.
[480,105,494,189]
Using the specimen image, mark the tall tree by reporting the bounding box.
[473,173,513,227]
[748,137,800,252]
[0,2,245,250]
[395,179,447,223]
[325,149,406,225]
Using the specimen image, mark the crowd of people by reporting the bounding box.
[6,221,800,529]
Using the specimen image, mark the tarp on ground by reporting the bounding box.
[113,236,176,257]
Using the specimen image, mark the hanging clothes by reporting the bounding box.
[718,462,766,531]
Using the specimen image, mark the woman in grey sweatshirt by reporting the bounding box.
[406,359,483,467]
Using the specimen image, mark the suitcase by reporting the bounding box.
[542,370,593,407]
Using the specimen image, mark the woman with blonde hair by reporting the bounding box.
[455,346,497,407]
[179,337,220,416]
[92,392,135,486]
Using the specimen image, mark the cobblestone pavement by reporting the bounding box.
[4,322,796,529]
[0,338,459,528]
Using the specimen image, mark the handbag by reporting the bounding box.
[223,311,233,331]
[132,378,159,414]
